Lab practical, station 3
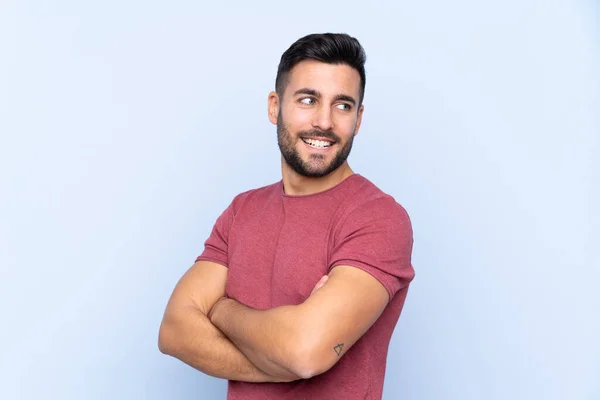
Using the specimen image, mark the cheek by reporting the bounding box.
[333,115,358,136]
[282,109,312,130]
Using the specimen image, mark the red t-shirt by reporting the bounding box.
[197,174,415,400]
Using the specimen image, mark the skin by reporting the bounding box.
[268,60,364,196]
[158,261,325,382]
[158,260,284,382]
[159,60,389,382]
[209,266,389,379]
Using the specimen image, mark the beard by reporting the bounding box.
[276,113,355,178]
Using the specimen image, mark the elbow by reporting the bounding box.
[290,363,321,380]
[290,354,330,380]
[283,319,339,379]
[287,341,334,380]
[158,320,177,355]
[157,333,169,355]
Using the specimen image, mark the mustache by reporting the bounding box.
[298,129,339,142]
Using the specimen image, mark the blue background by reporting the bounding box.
[1,1,598,399]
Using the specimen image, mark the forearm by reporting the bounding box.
[159,305,295,382]
[209,298,310,378]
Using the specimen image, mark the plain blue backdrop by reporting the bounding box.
[1,1,598,399]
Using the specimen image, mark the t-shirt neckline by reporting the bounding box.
[280,173,362,199]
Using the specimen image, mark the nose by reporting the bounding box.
[311,104,334,131]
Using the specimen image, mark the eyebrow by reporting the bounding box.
[293,88,357,106]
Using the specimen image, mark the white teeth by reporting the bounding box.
[303,138,332,148]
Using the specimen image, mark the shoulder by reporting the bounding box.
[228,180,281,214]
[342,175,411,227]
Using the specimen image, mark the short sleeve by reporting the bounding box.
[195,197,239,267]
[329,196,415,299]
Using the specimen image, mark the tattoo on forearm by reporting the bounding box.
[333,343,344,356]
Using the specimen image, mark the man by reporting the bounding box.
[159,33,415,400]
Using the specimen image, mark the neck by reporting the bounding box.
[280,157,354,196]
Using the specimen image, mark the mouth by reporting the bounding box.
[301,137,335,150]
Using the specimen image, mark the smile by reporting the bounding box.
[301,138,334,149]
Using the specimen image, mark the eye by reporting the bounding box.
[336,103,352,111]
[299,97,316,105]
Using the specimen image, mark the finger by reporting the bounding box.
[310,277,324,294]
[310,275,329,295]
[315,275,328,288]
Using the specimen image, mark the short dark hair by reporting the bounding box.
[275,33,367,105]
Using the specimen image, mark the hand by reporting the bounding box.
[309,275,329,296]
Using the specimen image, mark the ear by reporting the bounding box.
[268,91,280,125]
[353,104,364,136]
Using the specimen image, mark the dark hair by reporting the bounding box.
[275,33,367,105]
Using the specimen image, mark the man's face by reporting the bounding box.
[272,60,364,178]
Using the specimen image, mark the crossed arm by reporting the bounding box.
[158,260,390,382]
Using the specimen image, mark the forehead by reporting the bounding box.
[285,60,361,98]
